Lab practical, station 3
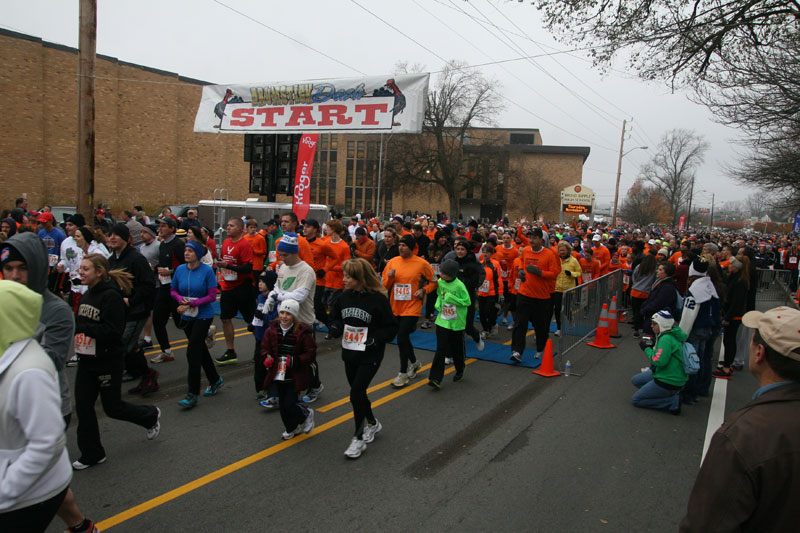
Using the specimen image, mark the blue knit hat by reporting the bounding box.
[185,239,206,260]
[277,232,299,254]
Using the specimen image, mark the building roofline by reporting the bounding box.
[464,144,591,162]
[1,27,211,86]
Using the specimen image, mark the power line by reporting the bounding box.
[212,0,366,75]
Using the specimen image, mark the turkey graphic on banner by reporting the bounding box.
[293,134,318,221]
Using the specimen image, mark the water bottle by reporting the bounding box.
[564,360,572,376]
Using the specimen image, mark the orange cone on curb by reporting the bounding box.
[533,339,560,377]
[607,297,621,338]
[616,296,628,323]
[587,304,616,349]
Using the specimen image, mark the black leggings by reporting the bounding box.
[477,295,498,332]
[276,381,306,432]
[464,297,480,343]
[429,326,465,382]
[551,292,563,330]
[183,318,220,395]
[153,285,180,351]
[424,291,437,319]
[631,296,647,331]
[396,316,419,372]
[75,361,158,464]
[722,319,742,368]
[512,295,552,353]
[0,486,68,533]
[345,358,381,439]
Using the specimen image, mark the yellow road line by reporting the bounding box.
[96,359,477,531]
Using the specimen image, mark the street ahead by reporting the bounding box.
[52,316,757,532]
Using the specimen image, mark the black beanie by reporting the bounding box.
[0,244,25,266]
[109,223,131,242]
[399,235,416,249]
[67,213,86,227]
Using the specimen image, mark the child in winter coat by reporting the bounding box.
[428,260,472,389]
[260,299,316,440]
[252,270,278,407]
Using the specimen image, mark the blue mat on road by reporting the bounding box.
[388,330,543,369]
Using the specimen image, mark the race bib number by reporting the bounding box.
[159,274,172,285]
[479,280,490,293]
[582,272,592,283]
[268,250,277,263]
[790,257,798,265]
[74,333,96,356]
[514,278,521,291]
[342,325,368,351]
[441,304,457,320]
[394,283,412,301]
[222,269,238,281]
[500,268,509,279]
[48,254,59,267]
[431,263,440,276]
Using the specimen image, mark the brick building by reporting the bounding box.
[1,28,589,222]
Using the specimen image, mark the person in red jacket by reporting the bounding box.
[510,228,560,363]
[579,246,600,284]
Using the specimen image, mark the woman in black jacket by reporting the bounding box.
[329,258,398,459]
[72,254,161,470]
[713,256,750,379]
[374,227,399,274]
[640,261,678,335]
[451,240,485,349]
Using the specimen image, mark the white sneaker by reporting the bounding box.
[480,330,488,340]
[535,351,543,359]
[391,373,409,388]
[510,351,522,363]
[553,329,560,337]
[206,325,217,349]
[408,360,422,379]
[72,457,107,470]
[282,426,302,440]
[444,357,453,365]
[146,407,161,440]
[507,322,514,331]
[362,420,382,443]
[301,408,315,434]
[476,337,485,351]
[344,437,367,459]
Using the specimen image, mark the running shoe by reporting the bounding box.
[282,426,302,440]
[510,351,522,363]
[476,337,485,351]
[444,357,453,365]
[302,384,324,403]
[146,408,161,440]
[362,420,382,443]
[480,331,488,340]
[150,351,174,364]
[178,393,198,408]
[206,324,217,350]
[408,360,422,379]
[344,437,367,459]
[259,397,279,409]
[214,350,238,365]
[301,408,315,434]
[121,370,137,382]
[507,321,514,331]
[453,372,464,382]
[712,368,733,380]
[553,329,561,337]
[66,354,79,367]
[490,325,499,337]
[419,319,432,330]
[427,378,441,389]
[67,519,99,533]
[128,370,159,396]
[72,457,107,471]
[732,362,745,371]
[203,377,224,397]
[256,390,268,401]
[391,373,409,388]
[139,338,153,348]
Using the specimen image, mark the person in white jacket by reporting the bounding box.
[0,280,72,532]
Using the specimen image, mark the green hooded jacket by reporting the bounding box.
[0,280,42,356]
[644,325,688,387]
[434,277,471,331]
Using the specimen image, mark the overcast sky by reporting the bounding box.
[2,0,752,210]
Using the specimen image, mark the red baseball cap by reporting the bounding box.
[38,212,55,224]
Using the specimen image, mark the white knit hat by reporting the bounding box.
[651,309,675,332]
[278,299,299,317]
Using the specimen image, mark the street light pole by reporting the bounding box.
[611,119,647,227]
[710,192,715,229]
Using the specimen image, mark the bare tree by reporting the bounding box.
[387,60,504,216]
[620,179,670,226]
[640,129,709,226]
[745,193,769,219]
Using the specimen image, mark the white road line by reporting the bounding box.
[702,342,727,464]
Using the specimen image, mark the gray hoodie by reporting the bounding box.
[3,233,74,416]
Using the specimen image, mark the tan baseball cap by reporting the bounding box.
[742,307,800,361]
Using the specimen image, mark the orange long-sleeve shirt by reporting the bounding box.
[518,246,560,299]
[593,244,611,276]
[493,243,519,280]
[382,255,435,316]
[243,232,267,272]
[307,236,337,287]
[579,256,600,284]
[353,237,376,266]
[322,239,351,290]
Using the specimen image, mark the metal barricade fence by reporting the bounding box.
[558,269,624,357]
[756,269,797,307]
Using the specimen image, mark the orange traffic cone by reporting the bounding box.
[616,295,628,323]
[533,339,560,377]
[607,297,621,338]
[587,304,616,349]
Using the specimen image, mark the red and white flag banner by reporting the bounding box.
[293,134,318,222]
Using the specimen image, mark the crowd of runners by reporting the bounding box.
[1,196,799,532]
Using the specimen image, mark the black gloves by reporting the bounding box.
[526,265,542,276]
[316,269,326,279]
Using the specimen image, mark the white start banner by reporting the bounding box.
[193,74,429,134]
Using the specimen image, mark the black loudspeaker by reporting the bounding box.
[245,134,301,200]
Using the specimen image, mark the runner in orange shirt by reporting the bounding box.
[244,218,267,276]
[303,218,337,328]
[493,232,519,327]
[320,219,351,338]
[579,247,601,284]
[477,244,504,338]
[382,234,435,388]
[591,234,611,275]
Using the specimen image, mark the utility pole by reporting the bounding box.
[611,119,626,227]
[686,176,695,228]
[77,0,96,221]
[709,192,715,229]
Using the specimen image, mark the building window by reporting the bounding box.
[345,186,353,210]
[329,162,337,178]
[510,133,535,145]
[355,187,363,212]
[357,141,365,158]
[347,141,355,158]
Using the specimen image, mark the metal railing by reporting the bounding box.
[558,269,624,357]
[756,269,797,308]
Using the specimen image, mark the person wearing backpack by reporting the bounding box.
[631,309,688,415]
[679,256,723,404]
